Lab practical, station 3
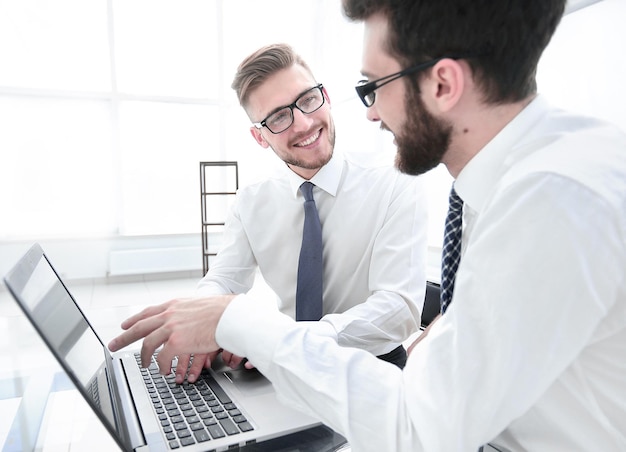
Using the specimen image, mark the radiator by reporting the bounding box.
[108,246,201,276]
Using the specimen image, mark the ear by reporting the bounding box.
[250,126,270,148]
[322,86,331,107]
[424,58,465,113]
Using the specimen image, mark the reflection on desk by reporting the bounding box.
[0,277,349,451]
[1,368,347,452]
[1,369,120,451]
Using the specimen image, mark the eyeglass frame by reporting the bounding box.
[355,55,474,107]
[252,84,325,134]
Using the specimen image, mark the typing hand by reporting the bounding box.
[108,295,236,376]
[175,351,221,384]
[222,350,255,370]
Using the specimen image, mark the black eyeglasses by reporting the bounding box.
[253,84,325,134]
[355,55,471,107]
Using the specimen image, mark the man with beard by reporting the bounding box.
[178,43,427,377]
[109,2,626,451]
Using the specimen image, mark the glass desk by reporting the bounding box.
[1,367,348,452]
[0,315,347,452]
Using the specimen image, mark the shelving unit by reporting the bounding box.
[199,161,239,275]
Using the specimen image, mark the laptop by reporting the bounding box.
[3,243,321,451]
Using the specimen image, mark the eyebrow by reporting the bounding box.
[359,69,376,80]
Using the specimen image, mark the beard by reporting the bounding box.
[280,117,336,170]
[393,87,452,176]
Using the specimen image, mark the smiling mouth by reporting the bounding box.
[294,129,321,147]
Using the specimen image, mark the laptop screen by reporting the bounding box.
[4,244,119,436]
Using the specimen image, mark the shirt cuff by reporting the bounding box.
[195,282,229,297]
[215,294,337,370]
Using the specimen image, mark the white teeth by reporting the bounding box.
[296,131,320,147]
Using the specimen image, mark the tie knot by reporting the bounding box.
[449,186,463,212]
[300,181,315,202]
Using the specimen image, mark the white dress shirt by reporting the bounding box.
[198,152,428,355]
[216,97,626,451]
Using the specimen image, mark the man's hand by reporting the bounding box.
[221,350,255,370]
[407,314,441,355]
[176,349,254,383]
[175,351,220,384]
[108,295,236,375]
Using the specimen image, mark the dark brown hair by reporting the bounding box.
[342,0,566,103]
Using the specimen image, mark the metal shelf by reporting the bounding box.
[199,161,239,275]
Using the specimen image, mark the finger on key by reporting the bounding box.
[176,354,192,384]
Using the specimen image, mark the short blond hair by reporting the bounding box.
[231,43,314,108]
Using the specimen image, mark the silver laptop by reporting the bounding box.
[3,243,321,451]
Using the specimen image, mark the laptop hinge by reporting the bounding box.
[109,354,148,451]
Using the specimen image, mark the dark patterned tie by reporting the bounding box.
[440,185,463,313]
[296,182,323,321]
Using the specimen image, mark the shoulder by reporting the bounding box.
[235,173,291,204]
[340,159,424,206]
[342,158,416,185]
[505,113,626,205]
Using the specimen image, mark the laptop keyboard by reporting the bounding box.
[136,353,254,449]
[87,375,101,409]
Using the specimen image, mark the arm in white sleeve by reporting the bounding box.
[216,293,423,452]
[196,200,258,297]
[217,174,625,451]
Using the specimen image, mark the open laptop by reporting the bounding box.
[3,243,321,451]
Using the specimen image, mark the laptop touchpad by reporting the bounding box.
[222,368,274,396]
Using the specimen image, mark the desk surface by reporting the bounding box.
[1,362,347,452]
[0,282,348,452]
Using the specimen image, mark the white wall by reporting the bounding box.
[1,0,624,283]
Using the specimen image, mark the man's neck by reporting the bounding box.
[443,95,536,178]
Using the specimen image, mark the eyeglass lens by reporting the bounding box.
[355,79,381,108]
[265,85,324,133]
[362,89,375,107]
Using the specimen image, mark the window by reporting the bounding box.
[0,0,379,241]
[0,0,624,278]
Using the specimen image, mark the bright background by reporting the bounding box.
[0,0,624,280]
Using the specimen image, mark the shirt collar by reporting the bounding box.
[286,152,344,198]
[454,95,550,213]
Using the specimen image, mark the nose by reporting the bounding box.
[365,104,380,123]
[291,107,315,131]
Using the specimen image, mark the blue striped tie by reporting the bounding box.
[440,185,463,313]
[296,182,323,321]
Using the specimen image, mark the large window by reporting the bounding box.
[0,0,380,241]
[1,0,624,279]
